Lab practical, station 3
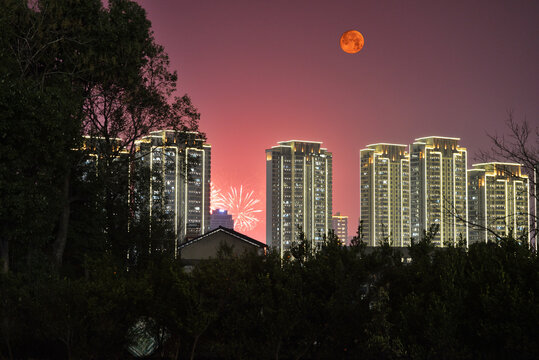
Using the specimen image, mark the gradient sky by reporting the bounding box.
[135,0,538,242]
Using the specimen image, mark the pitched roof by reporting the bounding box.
[178,226,267,250]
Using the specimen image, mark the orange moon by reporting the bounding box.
[340,30,364,54]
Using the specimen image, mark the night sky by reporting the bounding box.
[135,0,539,242]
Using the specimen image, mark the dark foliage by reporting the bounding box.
[2,228,538,359]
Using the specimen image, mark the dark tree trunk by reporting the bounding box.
[2,316,14,360]
[0,237,8,274]
[274,338,282,360]
[173,336,181,360]
[190,334,201,360]
[53,169,71,267]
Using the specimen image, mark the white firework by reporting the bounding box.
[222,185,262,232]
[210,182,226,211]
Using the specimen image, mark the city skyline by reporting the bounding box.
[135,0,539,241]
[84,129,532,248]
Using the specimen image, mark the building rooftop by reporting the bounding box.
[178,226,267,250]
[365,143,408,148]
[415,136,461,142]
[278,140,323,145]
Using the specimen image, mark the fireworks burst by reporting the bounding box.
[211,183,262,232]
[223,185,262,232]
[210,182,226,211]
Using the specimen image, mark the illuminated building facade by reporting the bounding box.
[135,130,211,255]
[80,135,127,172]
[266,140,333,257]
[332,212,348,245]
[468,162,529,243]
[210,209,234,230]
[360,144,411,246]
[410,136,468,246]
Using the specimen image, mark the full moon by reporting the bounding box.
[340,30,364,54]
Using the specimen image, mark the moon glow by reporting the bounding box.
[340,30,364,54]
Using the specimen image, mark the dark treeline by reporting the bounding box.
[1,229,538,359]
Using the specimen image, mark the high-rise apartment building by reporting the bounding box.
[409,136,468,246]
[81,135,127,171]
[135,130,211,255]
[332,212,348,245]
[266,140,333,256]
[468,162,529,243]
[360,143,411,246]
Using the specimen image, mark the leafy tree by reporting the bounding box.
[0,0,200,272]
[0,0,85,273]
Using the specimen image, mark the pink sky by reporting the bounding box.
[135,0,539,242]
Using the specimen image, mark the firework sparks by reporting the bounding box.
[211,183,262,232]
[210,182,226,211]
[223,185,262,232]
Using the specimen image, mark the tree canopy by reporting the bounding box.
[0,0,200,273]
